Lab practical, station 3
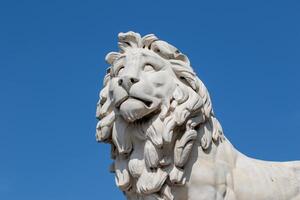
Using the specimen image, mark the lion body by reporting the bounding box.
[183,134,300,200]
[96,31,300,200]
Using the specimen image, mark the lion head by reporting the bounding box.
[96,31,224,199]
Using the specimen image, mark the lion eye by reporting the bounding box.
[144,64,155,72]
[116,66,124,76]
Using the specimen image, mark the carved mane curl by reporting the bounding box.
[96,31,225,199]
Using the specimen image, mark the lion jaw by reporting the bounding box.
[119,97,161,122]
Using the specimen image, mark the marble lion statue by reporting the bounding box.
[96,31,300,200]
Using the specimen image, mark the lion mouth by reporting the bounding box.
[130,97,153,108]
[117,95,160,122]
[116,96,153,109]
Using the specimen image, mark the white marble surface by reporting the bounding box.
[96,31,300,200]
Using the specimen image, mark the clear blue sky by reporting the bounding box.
[0,0,299,199]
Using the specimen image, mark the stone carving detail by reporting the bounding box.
[96,31,300,200]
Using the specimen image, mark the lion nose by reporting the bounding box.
[118,76,140,91]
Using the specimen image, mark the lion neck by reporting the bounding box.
[119,111,238,199]
[193,115,238,165]
[172,115,238,200]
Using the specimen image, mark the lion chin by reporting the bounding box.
[119,98,159,122]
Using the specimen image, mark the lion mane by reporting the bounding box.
[96,32,225,199]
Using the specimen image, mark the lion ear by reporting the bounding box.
[151,40,179,60]
[149,40,190,65]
